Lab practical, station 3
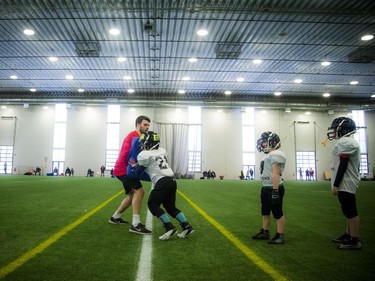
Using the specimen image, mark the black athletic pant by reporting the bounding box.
[148,177,181,219]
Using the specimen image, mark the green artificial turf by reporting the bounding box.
[0,176,374,281]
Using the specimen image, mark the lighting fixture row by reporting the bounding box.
[8,73,369,97]
[15,29,375,97]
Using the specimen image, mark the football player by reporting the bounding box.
[133,131,194,240]
[328,117,361,250]
[252,131,287,244]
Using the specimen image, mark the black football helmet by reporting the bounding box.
[140,131,160,150]
[256,131,281,153]
[327,117,356,140]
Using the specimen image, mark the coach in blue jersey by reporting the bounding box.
[252,131,287,244]
[327,117,361,250]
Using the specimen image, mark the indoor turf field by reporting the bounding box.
[0,176,374,281]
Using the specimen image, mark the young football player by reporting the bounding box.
[252,131,287,244]
[327,117,361,250]
[133,131,194,241]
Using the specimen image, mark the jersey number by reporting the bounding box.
[156,155,168,170]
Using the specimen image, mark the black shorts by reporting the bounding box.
[116,175,142,194]
[260,185,285,219]
[338,191,358,219]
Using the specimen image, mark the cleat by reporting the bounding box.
[268,233,285,244]
[332,233,351,243]
[252,229,270,240]
[159,224,177,241]
[129,223,152,235]
[337,239,362,250]
[108,217,128,225]
[177,222,194,238]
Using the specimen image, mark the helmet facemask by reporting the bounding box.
[256,131,281,153]
[140,131,160,150]
[327,117,356,140]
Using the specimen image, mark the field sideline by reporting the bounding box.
[0,176,374,281]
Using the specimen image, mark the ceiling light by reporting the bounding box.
[321,61,331,66]
[274,92,282,96]
[23,29,35,36]
[371,94,375,98]
[30,88,36,92]
[78,89,85,93]
[178,90,186,94]
[361,34,374,41]
[130,108,136,112]
[109,28,120,35]
[10,75,17,79]
[197,29,208,36]
[123,76,132,80]
[285,108,291,113]
[1,105,7,109]
[127,89,135,93]
[43,106,49,110]
[350,81,358,85]
[305,111,311,115]
[65,75,74,80]
[48,56,58,62]
[236,77,244,82]
[294,79,303,83]
[188,58,197,63]
[323,93,330,97]
[182,76,190,81]
[224,90,232,95]
[117,57,126,62]
[252,59,262,64]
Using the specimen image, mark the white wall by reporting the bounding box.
[0,104,374,179]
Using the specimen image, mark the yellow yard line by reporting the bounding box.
[0,190,123,279]
[177,189,289,281]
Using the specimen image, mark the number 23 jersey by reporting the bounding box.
[137,148,174,184]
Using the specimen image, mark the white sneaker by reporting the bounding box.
[159,228,177,241]
[177,223,194,238]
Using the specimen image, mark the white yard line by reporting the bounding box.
[135,210,153,281]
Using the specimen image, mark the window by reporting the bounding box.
[242,108,256,178]
[352,110,368,174]
[296,152,316,180]
[52,104,67,173]
[105,105,120,170]
[188,106,201,172]
[0,145,13,174]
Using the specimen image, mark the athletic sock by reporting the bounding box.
[175,212,187,224]
[158,213,171,224]
[112,211,122,219]
[132,214,140,227]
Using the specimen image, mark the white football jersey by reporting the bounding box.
[260,150,287,188]
[137,148,174,184]
[330,136,360,194]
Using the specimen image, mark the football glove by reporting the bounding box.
[271,189,280,205]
